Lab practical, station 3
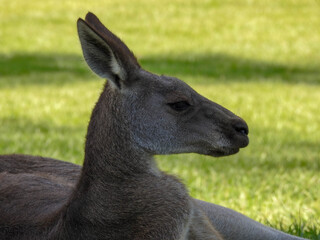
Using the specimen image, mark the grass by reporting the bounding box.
[0,0,319,238]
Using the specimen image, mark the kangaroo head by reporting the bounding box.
[77,12,249,158]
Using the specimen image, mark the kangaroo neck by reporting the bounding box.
[62,84,159,232]
[82,83,156,180]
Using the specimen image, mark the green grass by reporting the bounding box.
[0,0,319,238]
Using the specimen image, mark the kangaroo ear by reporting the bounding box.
[77,12,140,89]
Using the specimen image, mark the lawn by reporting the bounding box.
[0,0,319,238]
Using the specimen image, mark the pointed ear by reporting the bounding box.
[77,12,140,89]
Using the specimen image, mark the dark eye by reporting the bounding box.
[168,101,191,112]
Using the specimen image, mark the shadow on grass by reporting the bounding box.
[0,53,93,87]
[0,53,88,77]
[1,53,319,86]
[140,54,320,85]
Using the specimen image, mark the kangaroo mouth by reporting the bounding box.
[201,135,249,157]
[207,147,240,157]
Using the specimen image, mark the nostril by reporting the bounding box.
[237,127,248,135]
[234,122,249,135]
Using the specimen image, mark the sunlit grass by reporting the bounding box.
[0,0,319,238]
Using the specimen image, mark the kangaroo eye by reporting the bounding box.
[168,101,191,112]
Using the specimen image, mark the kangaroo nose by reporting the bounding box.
[233,119,249,135]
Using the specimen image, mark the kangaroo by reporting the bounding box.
[0,12,308,240]
[0,12,247,240]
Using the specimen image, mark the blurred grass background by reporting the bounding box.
[0,0,319,238]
